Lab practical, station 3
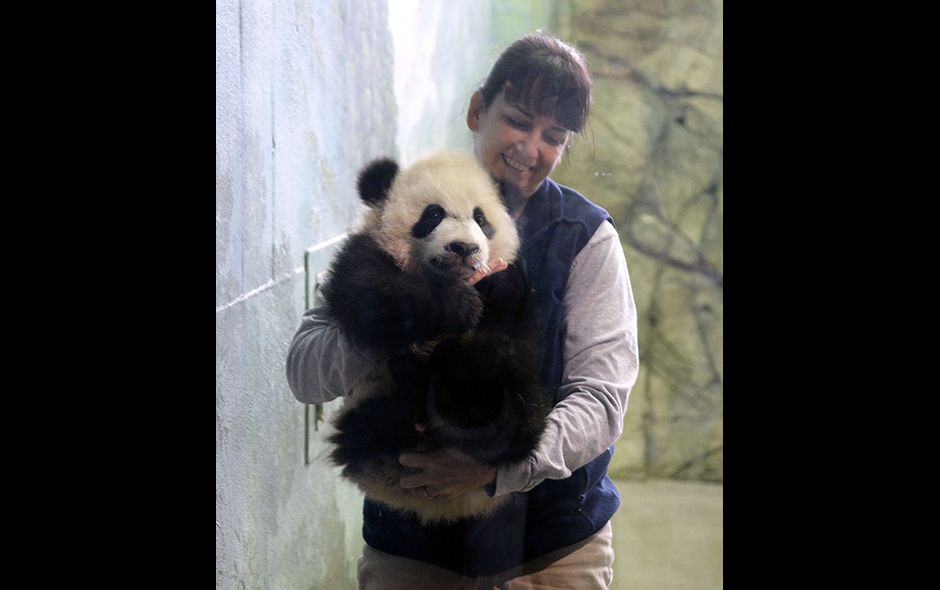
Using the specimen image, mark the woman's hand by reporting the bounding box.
[467,258,508,286]
[399,448,497,502]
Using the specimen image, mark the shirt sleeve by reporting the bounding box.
[285,302,382,404]
[493,220,640,495]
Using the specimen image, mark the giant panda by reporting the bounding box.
[319,151,548,524]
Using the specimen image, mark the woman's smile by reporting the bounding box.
[502,153,534,174]
[468,87,571,199]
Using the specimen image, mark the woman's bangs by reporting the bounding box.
[506,67,588,133]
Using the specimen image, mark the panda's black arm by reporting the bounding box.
[320,234,482,352]
[426,262,549,464]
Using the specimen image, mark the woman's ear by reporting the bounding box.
[467,91,485,132]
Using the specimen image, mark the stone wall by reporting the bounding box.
[551,0,723,482]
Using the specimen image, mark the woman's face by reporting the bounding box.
[468,87,572,199]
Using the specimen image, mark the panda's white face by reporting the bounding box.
[373,152,519,278]
[410,202,493,277]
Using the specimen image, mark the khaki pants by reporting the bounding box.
[357,521,614,590]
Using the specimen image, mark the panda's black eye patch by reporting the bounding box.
[474,207,495,240]
[412,204,446,239]
[473,207,488,227]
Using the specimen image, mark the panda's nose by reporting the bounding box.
[446,241,480,259]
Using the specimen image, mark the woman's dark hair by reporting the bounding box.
[479,32,592,134]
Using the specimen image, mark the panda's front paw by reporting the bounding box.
[441,283,483,335]
[475,263,527,309]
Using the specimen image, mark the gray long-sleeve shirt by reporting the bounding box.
[286,220,639,497]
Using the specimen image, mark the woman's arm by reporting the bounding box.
[287,234,493,405]
[285,302,382,404]
[399,222,639,499]
[493,221,640,495]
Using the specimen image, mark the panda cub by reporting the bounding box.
[320,151,548,524]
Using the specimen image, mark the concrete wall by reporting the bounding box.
[216,1,396,587]
[216,2,553,588]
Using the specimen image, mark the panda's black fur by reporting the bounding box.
[320,151,549,524]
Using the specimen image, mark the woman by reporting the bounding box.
[287,32,639,589]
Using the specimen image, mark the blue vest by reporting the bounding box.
[361,178,618,577]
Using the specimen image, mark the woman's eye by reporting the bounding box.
[506,117,528,129]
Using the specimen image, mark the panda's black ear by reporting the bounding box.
[357,158,399,207]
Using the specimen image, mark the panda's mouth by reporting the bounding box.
[429,255,484,278]
[426,240,486,278]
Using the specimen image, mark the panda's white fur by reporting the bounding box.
[321,151,547,524]
[367,151,519,277]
